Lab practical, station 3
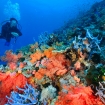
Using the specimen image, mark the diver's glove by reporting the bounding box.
[5,41,10,46]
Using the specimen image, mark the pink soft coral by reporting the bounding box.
[0,50,23,70]
[55,86,104,105]
[1,50,22,63]
[8,62,17,70]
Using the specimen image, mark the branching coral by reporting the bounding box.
[72,29,102,56]
[6,83,40,105]
[86,29,102,51]
[95,82,105,104]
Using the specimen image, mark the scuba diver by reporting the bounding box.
[0,18,22,46]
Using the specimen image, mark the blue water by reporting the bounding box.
[0,0,102,55]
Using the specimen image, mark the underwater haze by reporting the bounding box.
[0,0,102,55]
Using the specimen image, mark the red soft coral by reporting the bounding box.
[55,86,104,105]
[0,72,27,105]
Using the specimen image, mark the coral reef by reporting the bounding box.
[0,0,105,105]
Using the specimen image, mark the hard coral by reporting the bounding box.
[6,83,40,105]
[95,82,105,104]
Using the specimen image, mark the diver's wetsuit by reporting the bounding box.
[0,22,22,43]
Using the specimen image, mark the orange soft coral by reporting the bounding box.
[35,53,67,79]
[30,50,44,63]
[34,68,46,80]
[34,52,70,79]
[55,86,104,105]
[0,72,27,105]
[44,47,56,58]
[27,76,37,88]
[19,62,25,68]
